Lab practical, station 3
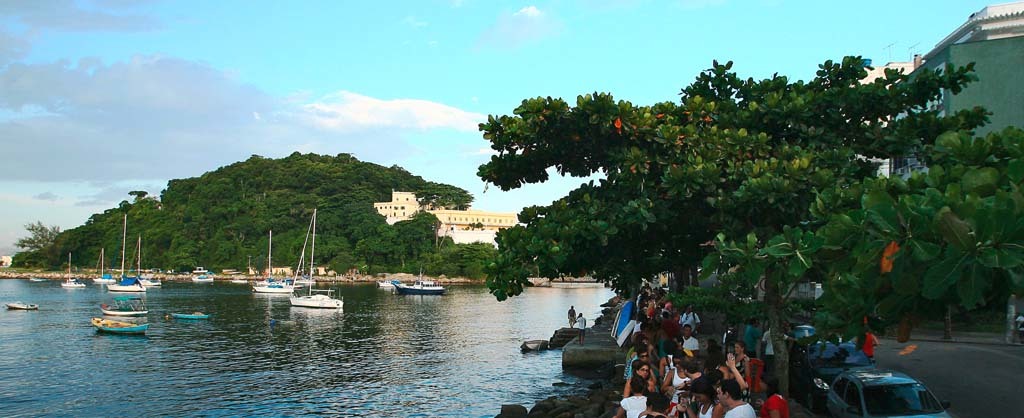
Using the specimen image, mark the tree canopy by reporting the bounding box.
[13,152,494,278]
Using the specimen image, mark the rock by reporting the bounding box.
[530,399,556,415]
[497,404,528,418]
[552,381,571,387]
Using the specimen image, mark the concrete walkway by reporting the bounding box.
[562,314,622,369]
[889,328,1021,346]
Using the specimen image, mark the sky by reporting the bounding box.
[0,0,998,255]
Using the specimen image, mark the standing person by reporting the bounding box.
[862,331,879,363]
[756,377,789,418]
[577,313,587,344]
[680,324,700,355]
[719,379,756,418]
[743,319,762,358]
[1016,313,1023,343]
[680,304,701,335]
[568,305,577,328]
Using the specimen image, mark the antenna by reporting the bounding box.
[907,42,920,60]
[884,42,896,62]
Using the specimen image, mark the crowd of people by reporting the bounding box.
[613,287,791,418]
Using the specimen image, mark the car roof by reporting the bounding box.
[844,369,919,386]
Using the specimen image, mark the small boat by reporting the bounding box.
[108,215,146,292]
[6,302,39,310]
[170,312,211,320]
[291,290,344,309]
[100,296,148,316]
[91,317,149,334]
[29,278,47,282]
[192,267,209,275]
[294,276,315,286]
[61,252,87,288]
[394,279,445,295]
[140,277,162,287]
[377,280,399,289]
[252,231,296,294]
[192,275,214,283]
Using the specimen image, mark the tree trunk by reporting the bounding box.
[943,305,952,340]
[764,276,789,396]
[1007,294,1018,345]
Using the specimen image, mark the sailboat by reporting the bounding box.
[252,230,295,294]
[136,237,162,287]
[107,215,146,293]
[93,248,116,284]
[60,252,87,288]
[291,209,343,309]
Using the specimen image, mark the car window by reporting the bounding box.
[844,382,862,412]
[807,342,871,367]
[832,378,847,398]
[863,383,943,415]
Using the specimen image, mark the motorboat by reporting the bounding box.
[140,277,162,287]
[91,317,149,334]
[192,275,214,283]
[394,280,445,295]
[100,296,148,316]
[170,312,210,320]
[6,302,39,310]
[377,280,399,289]
[61,252,87,288]
[192,267,209,275]
[29,278,47,282]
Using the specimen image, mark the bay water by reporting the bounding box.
[0,279,613,417]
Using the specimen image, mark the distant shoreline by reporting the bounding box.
[0,270,480,284]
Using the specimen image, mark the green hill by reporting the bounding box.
[14,152,496,278]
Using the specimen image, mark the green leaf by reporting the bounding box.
[922,249,968,299]
[907,239,941,262]
[961,167,1000,196]
[933,207,974,251]
[863,189,900,234]
[977,246,1024,269]
[1008,159,1024,184]
[957,263,991,309]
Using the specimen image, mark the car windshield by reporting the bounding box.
[807,342,871,367]
[864,383,943,415]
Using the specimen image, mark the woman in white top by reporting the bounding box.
[680,377,724,418]
[617,377,649,418]
[661,356,690,405]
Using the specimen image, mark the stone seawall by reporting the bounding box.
[0,271,479,284]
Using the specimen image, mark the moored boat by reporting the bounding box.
[94,248,117,284]
[29,278,47,282]
[252,231,296,294]
[100,296,148,316]
[91,317,149,334]
[377,280,399,289]
[394,280,445,295]
[108,215,146,293]
[170,312,210,320]
[192,275,214,283]
[289,209,343,309]
[61,252,87,288]
[6,302,39,310]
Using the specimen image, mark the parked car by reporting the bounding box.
[789,340,874,413]
[826,369,951,417]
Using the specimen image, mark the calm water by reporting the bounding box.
[0,279,612,417]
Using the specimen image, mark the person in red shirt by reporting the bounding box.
[758,377,789,418]
[863,332,878,362]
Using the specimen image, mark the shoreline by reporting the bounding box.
[0,270,481,284]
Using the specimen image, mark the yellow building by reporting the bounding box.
[373,191,518,244]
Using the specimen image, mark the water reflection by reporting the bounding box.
[0,279,612,417]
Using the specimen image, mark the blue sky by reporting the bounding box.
[0,0,997,254]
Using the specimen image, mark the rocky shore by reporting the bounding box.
[499,296,628,418]
[0,270,479,284]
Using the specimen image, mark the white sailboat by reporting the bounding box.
[108,215,146,293]
[291,209,342,309]
[136,237,162,287]
[61,252,87,288]
[93,248,116,284]
[252,230,295,294]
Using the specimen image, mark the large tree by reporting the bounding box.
[478,57,983,393]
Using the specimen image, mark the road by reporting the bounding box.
[874,339,1024,418]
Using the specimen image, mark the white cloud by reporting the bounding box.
[402,16,428,28]
[0,0,161,32]
[513,6,543,18]
[301,91,484,133]
[477,6,563,49]
[33,192,59,201]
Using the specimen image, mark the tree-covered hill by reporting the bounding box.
[14,152,495,278]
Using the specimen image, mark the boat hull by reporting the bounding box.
[376,281,396,289]
[140,279,162,287]
[252,283,295,293]
[91,318,149,334]
[107,284,146,292]
[170,313,210,320]
[290,296,343,309]
[6,303,38,310]
[61,282,87,288]
[100,306,149,317]
[394,286,445,295]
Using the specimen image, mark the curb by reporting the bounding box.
[880,336,1023,348]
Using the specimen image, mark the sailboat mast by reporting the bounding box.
[100,248,105,276]
[120,214,127,276]
[309,209,317,296]
[137,236,142,275]
[68,252,71,279]
[268,230,272,278]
